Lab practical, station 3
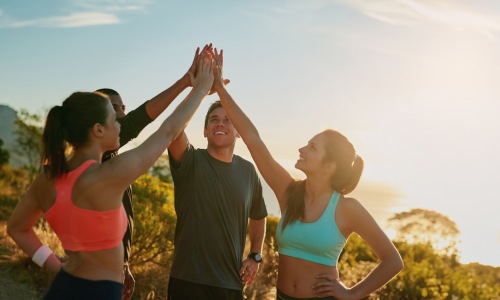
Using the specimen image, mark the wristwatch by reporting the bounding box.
[247,252,263,263]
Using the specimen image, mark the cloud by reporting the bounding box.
[0,0,151,28]
[0,12,120,28]
[336,0,500,40]
[71,0,151,13]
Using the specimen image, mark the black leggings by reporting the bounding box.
[276,288,336,300]
[44,268,123,300]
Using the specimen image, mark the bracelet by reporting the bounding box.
[32,245,53,268]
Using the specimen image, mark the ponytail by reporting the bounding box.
[41,92,109,179]
[321,129,364,195]
[42,106,68,178]
[336,155,364,195]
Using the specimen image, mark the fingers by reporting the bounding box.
[240,267,257,285]
[311,276,343,298]
[192,54,214,91]
[239,259,260,286]
[213,48,223,67]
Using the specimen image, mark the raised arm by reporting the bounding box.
[145,44,210,120]
[101,53,214,189]
[167,45,231,163]
[213,49,293,208]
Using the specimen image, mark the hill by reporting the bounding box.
[0,104,24,168]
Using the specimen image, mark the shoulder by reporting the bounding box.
[339,196,362,208]
[29,170,55,192]
[337,196,370,219]
[233,154,255,167]
[25,172,56,208]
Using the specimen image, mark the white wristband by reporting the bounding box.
[32,245,53,268]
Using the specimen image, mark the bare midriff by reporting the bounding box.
[62,244,124,283]
[277,254,339,298]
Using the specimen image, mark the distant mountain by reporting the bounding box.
[0,104,24,168]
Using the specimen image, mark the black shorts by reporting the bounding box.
[276,288,336,300]
[44,268,123,300]
[167,277,243,300]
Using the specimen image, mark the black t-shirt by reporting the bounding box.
[168,145,268,290]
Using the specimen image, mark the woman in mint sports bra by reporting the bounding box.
[212,50,403,300]
[7,51,214,300]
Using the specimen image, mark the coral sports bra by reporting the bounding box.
[276,191,346,266]
[45,160,127,252]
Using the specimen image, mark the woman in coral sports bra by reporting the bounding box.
[7,51,214,299]
[212,49,403,300]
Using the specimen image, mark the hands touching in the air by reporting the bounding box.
[187,43,230,95]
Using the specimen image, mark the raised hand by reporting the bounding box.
[213,48,230,93]
[187,43,212,86]
[191,51,214,93]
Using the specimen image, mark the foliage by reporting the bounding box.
[128,174,176,299]
[245,217,280,299]
[388,208,460,256]
[0,138,10,166]
[148,154,172,183]
[130,174,176,267]
[13,109,44,180]
[0,165,30,220]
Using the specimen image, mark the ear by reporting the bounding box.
[235,130,241,139]
[203,127,207,138]
[91,123,105,138]
[325,161,336,175]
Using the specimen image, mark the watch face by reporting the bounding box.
[255,253,262,261]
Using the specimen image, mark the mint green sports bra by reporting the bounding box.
[276,191,346,266]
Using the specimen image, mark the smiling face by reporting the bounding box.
[203,106,240,149]
[295,132,333,176]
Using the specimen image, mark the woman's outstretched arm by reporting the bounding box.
[213,49,293,209]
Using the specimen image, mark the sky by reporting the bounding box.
[1,0,499,267]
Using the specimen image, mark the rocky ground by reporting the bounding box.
[0,269,42,300]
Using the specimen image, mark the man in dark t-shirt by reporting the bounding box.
[95,45,205,300]
[167,100,268,300]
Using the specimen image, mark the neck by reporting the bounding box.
[304,177,334,204]
[206,145,235,163]
[67,145,104,168]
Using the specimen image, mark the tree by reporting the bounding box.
[388,208,460,256]
[0,138,10,166]
[148,154,172,183]
[14,109,44,180]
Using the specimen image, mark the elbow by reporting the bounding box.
[392,254,404,276]
[6,218,26,242]
[397,257,404,273]
[6,220,16,240]
[382,252,404,278]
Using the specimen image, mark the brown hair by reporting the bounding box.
[42,92,109,179]
[281,129,364,230]
[204,100,222,128]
